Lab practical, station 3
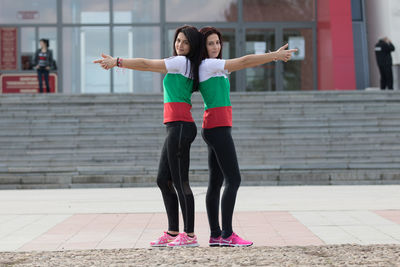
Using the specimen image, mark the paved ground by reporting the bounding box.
[0,185,400,266]
[1,185,400,251]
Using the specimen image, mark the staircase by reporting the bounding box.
[1,91,400,189]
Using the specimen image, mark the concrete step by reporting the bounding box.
[1,168,399,189]
[3,119,400,130]
[2,127,400,138]
[2,91,400,187]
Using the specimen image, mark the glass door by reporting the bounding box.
[20,27,36,71]
[219,29,236,91]
[164,25,315,92]
[244,29,276,91]
[113,26,161,93]
[62,27,110,94]
[243,27,314,91]
[282,28,314,91]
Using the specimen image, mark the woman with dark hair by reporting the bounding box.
[34,38,54,93]
[199,26,296,247]
[94,25,203,247]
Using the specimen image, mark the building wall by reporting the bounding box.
[2,0,377,92]
[1,0,319,93]
[317,0,356,90]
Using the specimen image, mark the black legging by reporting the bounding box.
[157,121,197,233]
[202,126,241,239]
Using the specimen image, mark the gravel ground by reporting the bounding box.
[1,245,400,267]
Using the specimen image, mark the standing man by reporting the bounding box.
[375,37,395,90]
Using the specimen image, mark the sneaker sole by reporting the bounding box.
[209,243,220,247]
[220,243,253,247]
[150,244,168,247]
[167,243,200,248]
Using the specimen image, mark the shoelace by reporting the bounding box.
[157,232,173,244]
[173,233,186,245]
[162,234,170,242]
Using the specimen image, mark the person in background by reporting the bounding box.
[34,39,54,93]
[375,37,395,90]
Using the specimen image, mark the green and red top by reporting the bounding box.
[163,56,194,124]
[199,59,231,129]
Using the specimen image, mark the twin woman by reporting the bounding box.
[94,25,296,248]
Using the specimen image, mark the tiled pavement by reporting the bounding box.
[1,186,400,251]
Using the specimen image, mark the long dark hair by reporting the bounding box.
[173,25,203,92]
[199,26,223,60]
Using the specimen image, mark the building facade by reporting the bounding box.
[0,0,397,93]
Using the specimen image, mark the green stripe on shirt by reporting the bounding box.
[199,76,231,110]
[163,73,193,104]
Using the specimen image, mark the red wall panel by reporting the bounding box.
[317,0,356,90]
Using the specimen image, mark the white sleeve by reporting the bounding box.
[205,58,226,73]
[164,56,187,73]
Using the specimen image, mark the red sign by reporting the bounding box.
[0,73,57,93]
[0,27,17,70]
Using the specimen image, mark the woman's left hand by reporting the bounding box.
[93,53,117,70]
[276,44,298,62]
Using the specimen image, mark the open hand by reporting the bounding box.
[93,53,117,70]
[276,44,298,62]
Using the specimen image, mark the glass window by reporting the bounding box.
[167,29,176,57]
[351,0,363,21]
[63,27,110,93]
[166,0,237,22]
[21,27,36,70]
[220,29,236,91]
[63,0,110,24]
[243,0,315,22]
[113,27,161,93]
[283,28,314,91]
[113,0,159,23]
[0,0,57,24]
[245,29,276,91]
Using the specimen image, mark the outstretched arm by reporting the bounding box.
[225,44,297,73]
[93,53,167,73]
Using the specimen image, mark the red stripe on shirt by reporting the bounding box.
[202,106,232,129]
[163,102,194,124]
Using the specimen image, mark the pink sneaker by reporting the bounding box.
[150,232,177,247]
[220,233,253,247]
[167,233,199,247]
[209,236,222,247]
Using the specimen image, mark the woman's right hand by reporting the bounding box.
[275,44,298,62]
[93,53,117,70]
